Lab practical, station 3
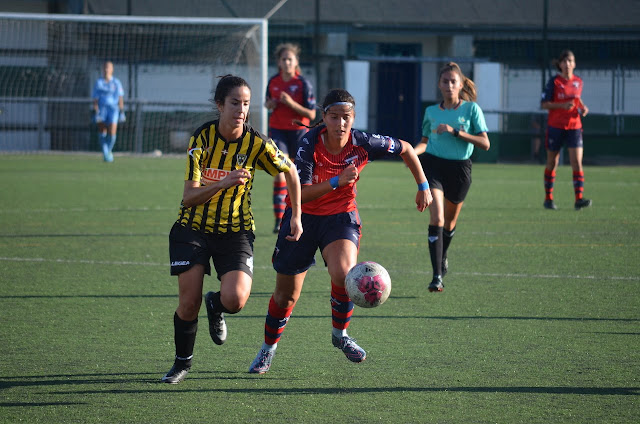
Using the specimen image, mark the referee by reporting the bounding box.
[162,75,302,384]
[414,62,490,293]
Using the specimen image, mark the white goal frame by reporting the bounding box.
[0,12,268,152]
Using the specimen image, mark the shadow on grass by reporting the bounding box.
[0,401,86,407]
[2,383,638,397]
[1,372,638,397]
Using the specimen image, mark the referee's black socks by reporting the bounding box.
[443,226,456,258]
[428,225,444,278]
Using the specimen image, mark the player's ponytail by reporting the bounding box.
[438,62,477,102]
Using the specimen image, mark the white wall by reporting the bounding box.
[345,60,370,131]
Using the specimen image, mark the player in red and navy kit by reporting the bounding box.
[266,43,316,232]
[249,89,432,374]
[541,50,591,210]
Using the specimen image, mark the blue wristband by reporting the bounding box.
[417,181,429,191]
[329,176,339,189]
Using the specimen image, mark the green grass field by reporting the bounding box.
[1,153,638,423]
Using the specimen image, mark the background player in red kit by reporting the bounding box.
[266,43,317,232]
[541,49,591,210]
[248,89,433,374]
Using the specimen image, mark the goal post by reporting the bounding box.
[0,12,268,153]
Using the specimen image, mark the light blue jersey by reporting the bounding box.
[92,77,124,108]
[421,101,488,160]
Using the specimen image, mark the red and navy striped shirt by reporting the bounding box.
[541,74,584,130]
[290,125,404,215]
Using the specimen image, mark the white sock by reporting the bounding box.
[332,328,347,338]
[261,342,276,352]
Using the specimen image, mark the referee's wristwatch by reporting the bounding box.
[453,128,460,138]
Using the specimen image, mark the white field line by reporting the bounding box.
[0,206,173,214]
[0,256,638,281]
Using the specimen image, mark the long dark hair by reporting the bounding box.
[552,49,575,72]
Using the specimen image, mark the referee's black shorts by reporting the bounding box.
[169,222,255,280]
[420,153,472,204]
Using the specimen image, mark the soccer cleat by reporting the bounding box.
[574,198,592,210]
[161,362,190,384]
[204,291,227,345]
[428,276,444,292]
[332,335,366,363]
[248,349,276,374]
[273,217,282,234]
[543,200,557,210]
[442,256,448,277]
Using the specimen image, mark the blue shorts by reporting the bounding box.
[546,126,583,151]
[268,128,307,157]
[97,104,120,125]
[272,208,361,275]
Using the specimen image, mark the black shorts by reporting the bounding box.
[268,128,307,157]
[546,126,583,151]
[420,153,472,204]
[169,222,255,280]
[272,208,361,275]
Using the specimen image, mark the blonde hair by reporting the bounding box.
[274,43,301,74]
[438,62,477,102]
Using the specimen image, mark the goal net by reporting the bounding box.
[0,13,267,153]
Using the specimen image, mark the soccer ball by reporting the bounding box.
[345,261,391,308]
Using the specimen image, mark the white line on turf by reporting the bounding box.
[0,256,637,281]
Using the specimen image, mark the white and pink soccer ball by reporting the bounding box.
[345,261,392,308]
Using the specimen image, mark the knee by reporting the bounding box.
[224,297,246,314]
[273,291,298,309]
[177,297,202,321]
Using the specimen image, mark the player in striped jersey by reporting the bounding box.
[162,75,302,384]
[248,89,432,374]
[541,50,592,211]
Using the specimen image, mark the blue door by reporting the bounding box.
[376,62,421,143]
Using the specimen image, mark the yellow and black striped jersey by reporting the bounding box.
[177,120,292,234]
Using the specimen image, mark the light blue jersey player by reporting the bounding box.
[92,61,125,162]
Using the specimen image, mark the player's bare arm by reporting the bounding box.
[541,100,574,110]
[181,169,250,208]
[413,136,428,156]
[398,139,432,212]
[283,165,303,241]
[436,124,490,151]
[279,91,316,120]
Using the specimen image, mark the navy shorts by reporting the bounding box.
[268,128,307,157]
[169,222,254,280]
[272,208,361,275]
[420,153,472,204]
[546,126,583,151]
